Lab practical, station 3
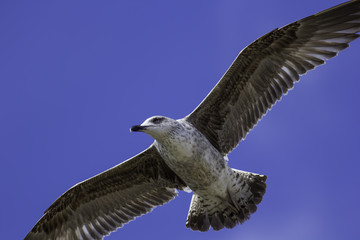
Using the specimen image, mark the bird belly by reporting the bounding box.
[154,138,229,191]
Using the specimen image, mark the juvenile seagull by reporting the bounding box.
[26,1,360,239]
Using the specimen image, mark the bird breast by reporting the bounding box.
[154,123,227,190]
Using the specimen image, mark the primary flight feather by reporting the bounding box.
[26,1,360,239]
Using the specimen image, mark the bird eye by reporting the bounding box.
[152,117,164,124]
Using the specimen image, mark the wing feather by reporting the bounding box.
[25,145,186,240]
[186,0,360,155]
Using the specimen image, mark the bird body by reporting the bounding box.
[132,117,267,231]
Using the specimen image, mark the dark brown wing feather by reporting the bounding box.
[186,0,360,155]
[25,145,186,240]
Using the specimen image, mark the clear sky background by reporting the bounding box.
[1,0,359,239]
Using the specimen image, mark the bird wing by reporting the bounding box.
[185,0,360,155]
[25,145,186,240]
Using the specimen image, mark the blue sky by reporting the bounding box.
[1,0,359,239]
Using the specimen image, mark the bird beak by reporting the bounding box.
[130,125,147,132]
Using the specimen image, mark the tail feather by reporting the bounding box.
[186,169,267,231]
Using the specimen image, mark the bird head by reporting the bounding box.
[130,116,179,140]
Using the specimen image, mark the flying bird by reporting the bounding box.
[26,1,360,239]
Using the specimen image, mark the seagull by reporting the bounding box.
[26,1,360,239]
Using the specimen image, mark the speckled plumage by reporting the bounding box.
[26,1,360,239]
[154,119,226,189]
[136,117,266,231]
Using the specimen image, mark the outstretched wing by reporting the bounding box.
[25,145,186,240]
[185,0,360,155]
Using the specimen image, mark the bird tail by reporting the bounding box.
[185,169,267,231]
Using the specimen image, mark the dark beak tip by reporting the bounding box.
[130,125,143,132]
